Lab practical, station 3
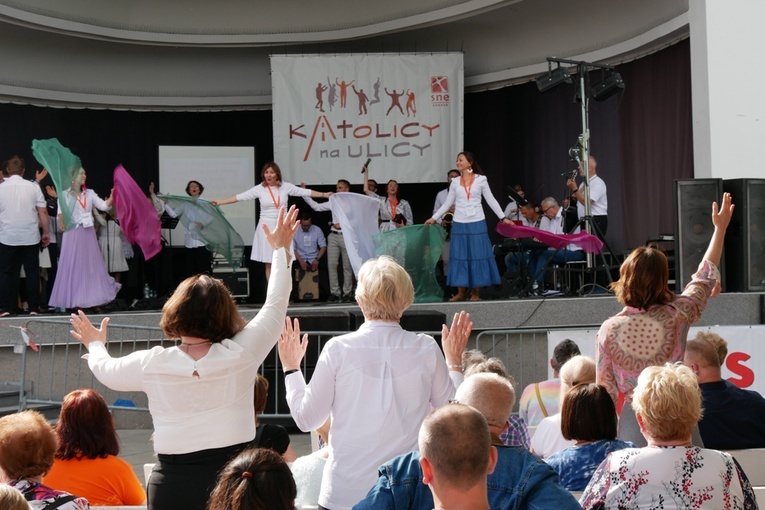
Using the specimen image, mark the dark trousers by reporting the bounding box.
[592,215,608,239]
[148,441,251,510]
[0,242,41,312]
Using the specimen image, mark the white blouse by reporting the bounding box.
[84,247,292,454]
[431,174,505,224]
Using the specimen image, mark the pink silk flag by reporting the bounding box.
[112,164,162,260]
[495,223,604,254]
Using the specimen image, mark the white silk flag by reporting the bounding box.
[271,54,463,184]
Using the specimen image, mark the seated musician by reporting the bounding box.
[528,197,585,291]
[504,202,549,279]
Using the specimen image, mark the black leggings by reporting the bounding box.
[148,441,251,510]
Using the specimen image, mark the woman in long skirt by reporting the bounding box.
[427,151,513,301]
[49,168,120,310]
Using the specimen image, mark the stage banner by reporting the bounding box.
[548,325,765,396]
[271,53,463,185]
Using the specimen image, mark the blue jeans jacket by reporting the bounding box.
[352,446,581,510]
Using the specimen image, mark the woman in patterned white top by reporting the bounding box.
[363,166,413,232]
[580,363,757,510]
[596,193,734,445]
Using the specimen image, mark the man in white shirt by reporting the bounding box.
[567,155,608,238]
[432,169,460,277]
[0,156,50,316]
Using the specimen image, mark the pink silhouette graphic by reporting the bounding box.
[336,78,355,108]
[385,88,405,116]
[405,89,417,117]
[315,82,328,112]
[352,85,369,115]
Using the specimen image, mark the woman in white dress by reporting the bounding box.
[214,162,329,279]
[363,166,413,232]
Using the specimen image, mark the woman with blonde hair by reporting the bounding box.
[278,255,472,510]
[580,363,757,509]
[530,355,596,458]
[596,193,734,445]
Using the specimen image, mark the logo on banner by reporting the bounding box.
[431,76,450,107]
[288,76,443,162]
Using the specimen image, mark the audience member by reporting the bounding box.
[291,417,331,508]
[68,206,299,510]
[253,374,297,462]
[207,448,296,510]
[0,155,50,316]
[580,363,757,509]
[43,389,146,506]
[418,404,496,510]
[278,255,471,510]
[597,193,733,446]
[531,355,596,458]
[0,483,30,510]
[462,350,530,449]
[544,383,634,491]
[519,339,581,427]
[354,373,580,510]
[0,410,89,509]
[684,332,765,449]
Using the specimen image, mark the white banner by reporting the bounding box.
[271,54,463,185]
[548,325,765,395]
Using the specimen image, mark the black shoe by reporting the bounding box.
[341,295,354,303]
[328,294,341,303]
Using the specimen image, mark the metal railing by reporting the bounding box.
[9,319,597,420]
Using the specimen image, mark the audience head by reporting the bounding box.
[560,383,617,442]
[0,410,57,481]
[631,363,702,443]
[684,336,724,384]
[0,484,29,510]
[160,274,246,344]
[419,404,495,492]
[610,246,674,310]
[455,373,515,436]
[253,374,270,417]
[55,389,120,460]
[355,256,414,321]
[559,355,596,398]
[551,339,581,374]
[207,448,296,510]
[694,331,728,364]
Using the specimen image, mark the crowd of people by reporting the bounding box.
[3,149,764,510]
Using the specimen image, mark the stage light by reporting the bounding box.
[535,65,571,93]
[590,70,624,101]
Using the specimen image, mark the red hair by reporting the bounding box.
[55,389,120,460]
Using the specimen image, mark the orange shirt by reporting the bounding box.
[43,455,146,506]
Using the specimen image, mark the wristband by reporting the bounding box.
[284,369,299,376]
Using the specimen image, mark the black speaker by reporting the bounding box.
[674,179,725,292]
[723,179,765,292]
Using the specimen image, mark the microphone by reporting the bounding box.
[361,158,371,174]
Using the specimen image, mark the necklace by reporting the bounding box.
[181,341,212,348]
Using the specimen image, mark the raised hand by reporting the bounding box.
[278,317,309,371]
[69,310,110,348]
[263,205,300,251]
[441,311,473,369]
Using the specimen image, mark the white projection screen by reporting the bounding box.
[158,146,256,247]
